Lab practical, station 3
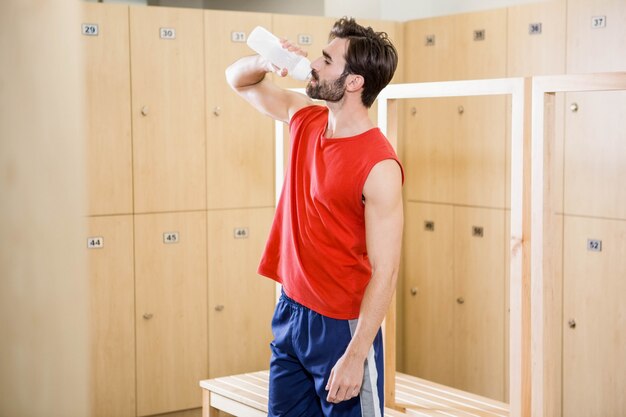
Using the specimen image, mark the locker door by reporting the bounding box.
[403,98,455,204]
[208,208,275,377]
[563,217,626,417]
[454,96,507,209]
[403,202,454,386]
[564,91,626,220]
[86,215,135,417]
[403,15,456,82]
[135,212,208,416]
[453,9,507,80]
[567,0,626,73]
[506,1,566,77]
[205,11,275,210]
[453,206,505,401]
[272,14,336,90]
[81,3,132,216]
[130,6,206,213]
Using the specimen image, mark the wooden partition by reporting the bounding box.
[530,72,626,417]
[276,77,527,416]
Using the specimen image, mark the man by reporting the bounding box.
[226,17,403,417]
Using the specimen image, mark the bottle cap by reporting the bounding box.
[291,57,312,81]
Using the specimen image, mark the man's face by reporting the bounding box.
[306,38,350,103]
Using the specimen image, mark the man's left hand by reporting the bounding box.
[325,352,365,404]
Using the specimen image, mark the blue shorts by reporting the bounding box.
[268,291,384,417]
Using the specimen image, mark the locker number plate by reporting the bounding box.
[473,30,486,41]
[231,31,247,43]
[82,23,99,36]
[234,227,249,239]
[591,16,606,29]
[472,226,484,237]
[587,239,602,252]
[87,236,104,249]
[160,27,176,40]
[163,232,179,244]
[529,23,542,35]
[425,35,435,46]
[298,34,313,46]
[424,221,435,231]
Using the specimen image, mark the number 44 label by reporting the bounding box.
[87,236,104,249]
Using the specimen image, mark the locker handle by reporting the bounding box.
[213,106,221,117]
[456,297,465,305]
[143,313,153,320]
[568,319,576,329]
[569,103,579,113]
[410,287,418,296]
[457,105,464,115]
[215,305,224,312]
[141,106,149,116]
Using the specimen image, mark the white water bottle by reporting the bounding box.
[246,26,312,81]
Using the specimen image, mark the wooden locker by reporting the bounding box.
[504,211,510,404]
[507,0,566,77]
[81,3,132,216]
[272,14,337,90]
[205,10,275,210]
[135,211,208,416]
[403,202,455,386]
[563,216,626,417]
[567,0,626,73]
[403,98,455,204]
[130,6,206,213]
[453,9,507,80]
[453,206,506,402]
[403,15,456,82]
[207,208,275,377]
[86,215,135,417]
[454,96,507,209]
[564,91,626,220]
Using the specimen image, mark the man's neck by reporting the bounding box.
[325,100,374,139]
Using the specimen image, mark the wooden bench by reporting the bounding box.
[200,370,509,417]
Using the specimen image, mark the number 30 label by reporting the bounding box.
[160,27,176,40]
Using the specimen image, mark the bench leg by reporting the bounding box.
[202,390,221,417]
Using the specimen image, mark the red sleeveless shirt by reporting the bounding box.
[258,105,403,319]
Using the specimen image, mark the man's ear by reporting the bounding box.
[346,74,364,92]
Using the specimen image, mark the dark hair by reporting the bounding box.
[329,17,398,108]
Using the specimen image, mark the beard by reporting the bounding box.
[306,70,349,103]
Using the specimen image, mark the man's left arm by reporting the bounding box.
[325,159,404,404]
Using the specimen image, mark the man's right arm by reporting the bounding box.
[225,54,312,124]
